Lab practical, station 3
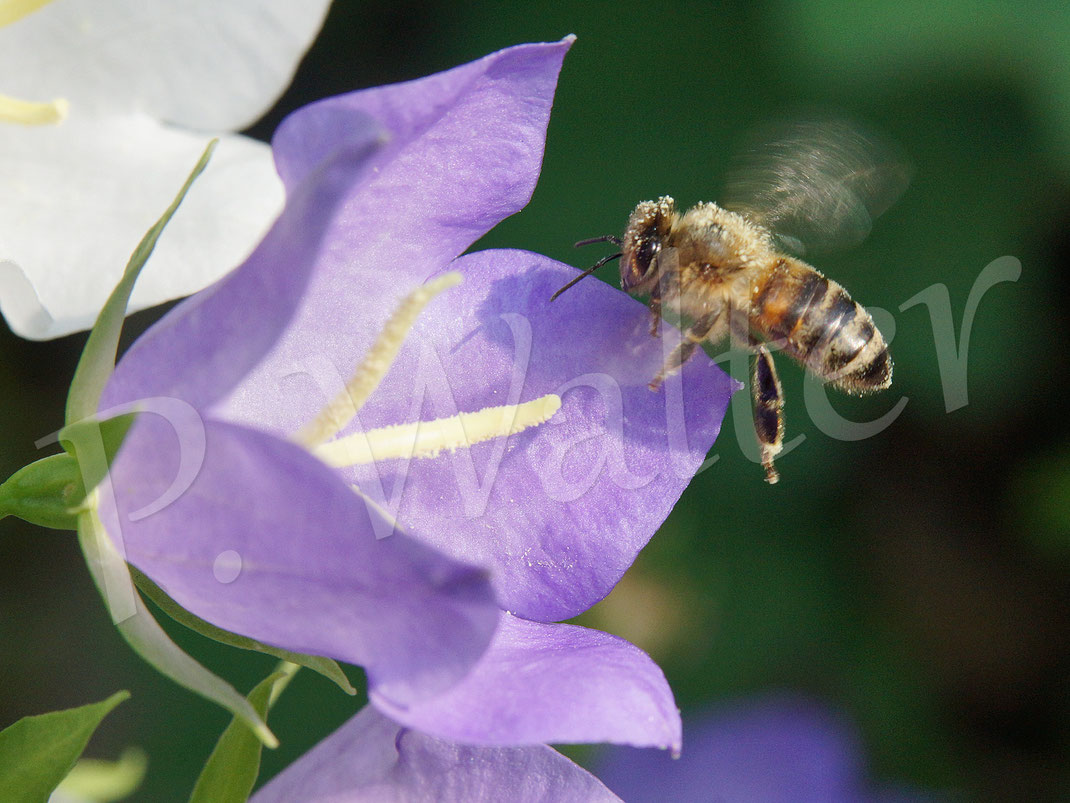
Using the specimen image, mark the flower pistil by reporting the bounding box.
[296,272,561,466]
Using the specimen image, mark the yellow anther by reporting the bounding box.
[0,94,68,125]
[314,395,562,467]
[296,272,463,449]
[0,0,54,27]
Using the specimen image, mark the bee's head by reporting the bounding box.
[621,196,675,293]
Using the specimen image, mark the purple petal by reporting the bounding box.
[251,705,620,803]
[273,38,572,225]
[344,249,737,621]
[105,39,574,438]
[597,695,869,803]
[370,613,682,751]
[102,117,384,412]
[206,39,573,435]
[100,415,498,703]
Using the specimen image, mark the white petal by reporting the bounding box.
[0,111,283,340]
[0,0,332,130]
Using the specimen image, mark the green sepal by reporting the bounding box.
[189,663,299,803]
[0,414,135,531]
[52,141,275,748]
[0,691,129,803]
[65,139,216,426]
[132,566,357,696]
[58,413,136,492]
[77,510,277,749]
[0,452,83,530]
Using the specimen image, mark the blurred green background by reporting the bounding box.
[3,0,1069,799]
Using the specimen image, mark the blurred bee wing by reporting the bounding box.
[720,119,910,255]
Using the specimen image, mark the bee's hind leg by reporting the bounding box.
[648,309,723,391]
[751,344,785,484]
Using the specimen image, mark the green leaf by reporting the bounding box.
[0,691,128,803]
[77,509,277,749]
[189,663,299,803]
[65,139,217,427]
[131,566,357,696]
[0,452,83,530]
[54,747,148,803]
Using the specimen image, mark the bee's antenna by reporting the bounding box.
[550,252,622,301]
[574,234,623,248]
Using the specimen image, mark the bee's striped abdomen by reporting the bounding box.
[751,258,891,394]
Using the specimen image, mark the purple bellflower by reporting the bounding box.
[97,38,736,749]
[597,695,932,802]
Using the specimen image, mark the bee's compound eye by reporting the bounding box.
[634,235,661,277]
[621,227,662,292]
[622,198,673,291]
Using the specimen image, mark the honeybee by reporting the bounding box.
[551,121,908,483]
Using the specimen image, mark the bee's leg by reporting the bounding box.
[648,246,680,338]
[728,302,752,351]
[648,310,722,391]
[752,344,785,484]
[648,281,663,337]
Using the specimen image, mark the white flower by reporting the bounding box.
[0,0,332,339]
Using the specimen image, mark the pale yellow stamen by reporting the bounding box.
[295,272,463,449]
[314,394,562,467]
[0,94,68,125]
[0,0,55,27]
